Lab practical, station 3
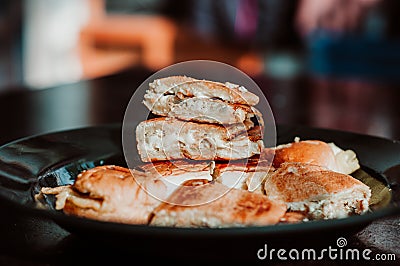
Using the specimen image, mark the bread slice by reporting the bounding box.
[273,138,360,174]
[150,180,287,227]
[41,165,165,224]
[136,117,264,162]
[263,162,371,219]
[145,76,259,107]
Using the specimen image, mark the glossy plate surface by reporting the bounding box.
[0,123,399,240]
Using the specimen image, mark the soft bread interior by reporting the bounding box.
[136,117,264,162]
[286,186,370,219]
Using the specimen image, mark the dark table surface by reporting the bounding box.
[0,67,399,265]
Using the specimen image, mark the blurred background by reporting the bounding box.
[0,0,400,140]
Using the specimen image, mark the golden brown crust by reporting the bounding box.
[264,162,368,202]
[63,165,165,224]
[151,180,286,227]
[273,140,338,171]
[73,165,132,196]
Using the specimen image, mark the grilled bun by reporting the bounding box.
[150,180,287,227]
[264,162,371,219]
[42,165,165,224]
[273,139,360,174]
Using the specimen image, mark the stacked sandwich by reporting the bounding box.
[133,76,288,226]
[136,76,265,162]
[39,76,372,228]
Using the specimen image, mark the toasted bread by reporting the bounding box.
[264,162,371,219]
[150,180,287,227]
[273,139,360,174]
[41,165,165,224]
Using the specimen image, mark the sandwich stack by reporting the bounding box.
[39,77,371,228]
[136,76,265,162]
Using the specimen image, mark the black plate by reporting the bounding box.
[0,124,399,253]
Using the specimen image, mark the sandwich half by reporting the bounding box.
[40,165,165,224]
[150,179,287,227]
[136,117,264,162]
[263,162,371,219]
